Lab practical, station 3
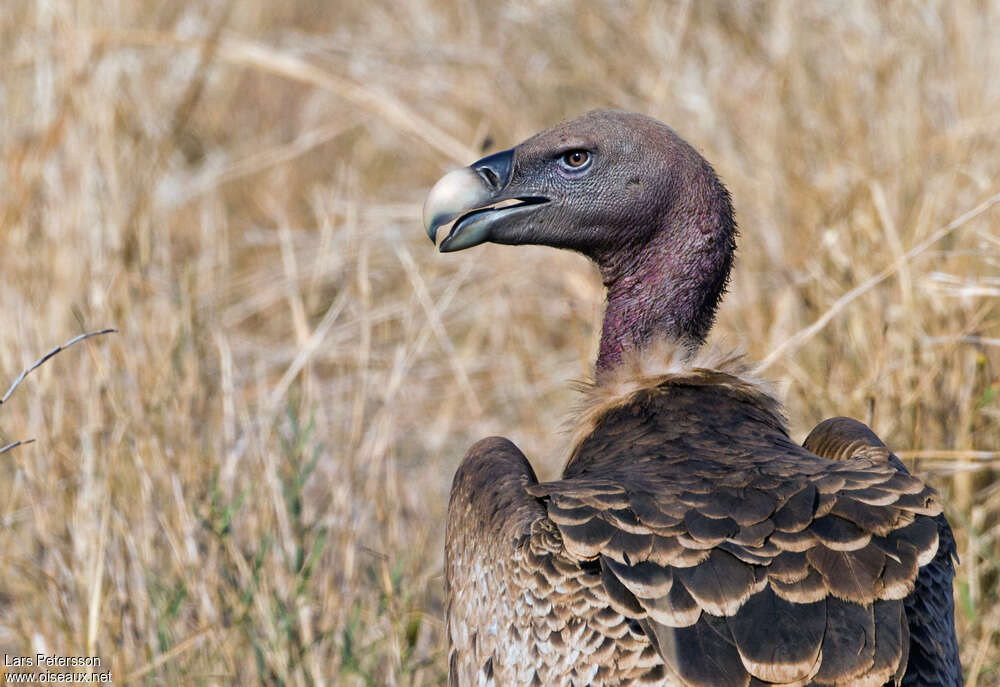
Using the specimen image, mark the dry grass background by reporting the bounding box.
[1,0,998,684]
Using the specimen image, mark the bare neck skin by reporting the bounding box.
[593,182,736,375]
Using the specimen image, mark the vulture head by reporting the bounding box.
[423,110,737,371]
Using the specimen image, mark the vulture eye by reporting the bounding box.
[559,150,591,171]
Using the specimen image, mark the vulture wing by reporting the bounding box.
[804,418,963,687]
[524,374,944,687]
[446,437,546,685]
[447,436,666,686]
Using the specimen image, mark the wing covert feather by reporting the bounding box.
[446,437,549,685]
[804,417,963,686]
[446,386,960,686]
[524,390,950,686]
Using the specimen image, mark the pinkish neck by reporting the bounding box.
[594,234,718,374]
[596,280,696,373]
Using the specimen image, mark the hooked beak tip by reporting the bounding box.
[422,166,492,247]
[425,215,446,245]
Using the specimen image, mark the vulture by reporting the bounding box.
[422,110,961,687]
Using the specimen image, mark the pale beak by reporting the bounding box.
[422,166,495,246]
[422,149,548,253]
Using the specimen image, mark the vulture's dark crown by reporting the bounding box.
[423,110,737,373]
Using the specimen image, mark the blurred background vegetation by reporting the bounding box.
[1,0,998,684]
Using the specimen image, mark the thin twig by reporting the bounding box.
[0,439,36,456]
[1,329,117,405]
[755,190,1000,374]
[0,329,116,455]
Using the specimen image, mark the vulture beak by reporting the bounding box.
[423,149,547,252]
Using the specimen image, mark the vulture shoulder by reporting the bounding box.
[447,348,956,687]
[804,418,963,687]
[447,436,660,686]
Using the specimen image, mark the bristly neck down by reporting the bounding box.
[593,173,737,375]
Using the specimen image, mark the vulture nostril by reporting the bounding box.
[470,149,514,191]
[480,167,500,189]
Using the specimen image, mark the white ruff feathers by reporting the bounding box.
[567,338,784,457]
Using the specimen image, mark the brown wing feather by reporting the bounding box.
[525,382,945,687]
[804,417,963,687]
[447,387,959,686]
[447,437,660,686]
[446,436,547,685]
